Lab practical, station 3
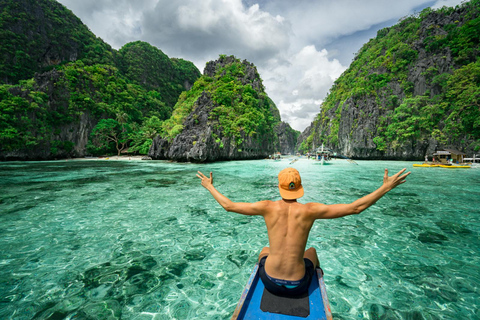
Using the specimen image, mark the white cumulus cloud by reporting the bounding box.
[260,45,346,131]
[141,0,290,70]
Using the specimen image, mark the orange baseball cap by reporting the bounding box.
[278,167,304,200]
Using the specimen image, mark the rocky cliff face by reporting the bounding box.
[0,69,99,160]
[275,122,299,155]
[149,56,298,162]
[150,91,276,162]
[1,111,98,161]
[299,2,480,159]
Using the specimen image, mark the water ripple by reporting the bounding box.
[0,160,479,319]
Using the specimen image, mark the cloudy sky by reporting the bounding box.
[57,0,467,132]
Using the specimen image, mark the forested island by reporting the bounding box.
[148,55,299,162]
[0,0,297,161]
[0,0,200,160]
[299,0,480,159]
[0,0,479,161]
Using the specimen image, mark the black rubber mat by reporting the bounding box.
[260,288,310,317]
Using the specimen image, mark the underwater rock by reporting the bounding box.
[418,231,448,244]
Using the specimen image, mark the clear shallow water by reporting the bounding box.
[0,159,479,320]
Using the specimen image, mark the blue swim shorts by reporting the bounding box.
[258,256,315,296]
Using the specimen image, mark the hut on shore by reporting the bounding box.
[433,149,466,164]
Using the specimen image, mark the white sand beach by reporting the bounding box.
[68,155,148,161]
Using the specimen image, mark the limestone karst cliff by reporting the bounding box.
[0,0,200,160]
[149,56,298,162]
[1,0,299,162]
[298,1,480,159]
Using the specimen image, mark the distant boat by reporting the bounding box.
[315,145,332,165]
[269,153,282,161]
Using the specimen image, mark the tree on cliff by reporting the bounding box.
[88,117,131,157]
[128,116,164,155]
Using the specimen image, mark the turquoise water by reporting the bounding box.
[0,159,479,319]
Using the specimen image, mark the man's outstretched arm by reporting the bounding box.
[196,171,268,216]
[308,168,411,219]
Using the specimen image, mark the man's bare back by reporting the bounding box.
[197,167,410,292]
[257,199,316,280]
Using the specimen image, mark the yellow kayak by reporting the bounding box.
[439,165,471,169]
[412,164,440,167]
[413,164,470,169]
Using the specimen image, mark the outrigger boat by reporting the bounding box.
[315,145,332,165]
[231,264,332,320]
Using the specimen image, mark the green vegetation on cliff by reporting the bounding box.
[0,62,168,156]
[0,0,201,159]
[302,0,480,154]
[117,41,200,109]
[0,0,114,84]
[162,55,278,147]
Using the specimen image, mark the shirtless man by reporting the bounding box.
[196,167,410,296]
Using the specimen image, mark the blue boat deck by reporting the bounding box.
[232,264,332,319]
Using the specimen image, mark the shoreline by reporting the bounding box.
[68,155,147,161]
[2,156,431,163]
